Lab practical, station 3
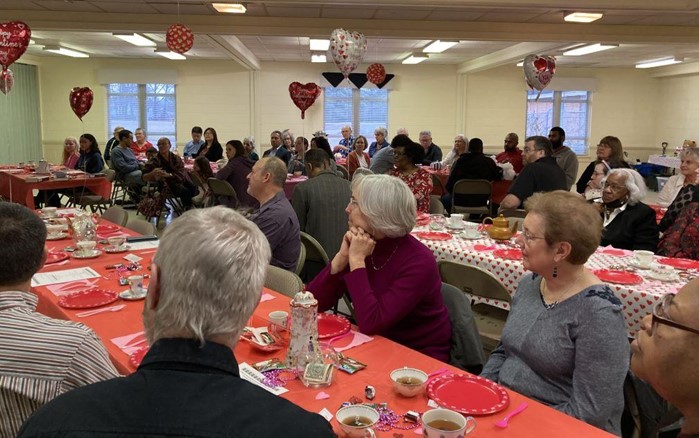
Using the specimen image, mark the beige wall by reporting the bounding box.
[656,73,699,148]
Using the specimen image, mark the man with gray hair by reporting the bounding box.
[18,207,335,438]
[333,125,355,157]
[262,130,291,165]
[247,157,301,271]
[368,126,389,157]
[419,130,443,165]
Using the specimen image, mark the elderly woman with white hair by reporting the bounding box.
[441,134,468,168]
[368,126,389,157]
[656,147,699,207]
[599,168,658,251]
[243,136,259,161]
[306,174,452,361]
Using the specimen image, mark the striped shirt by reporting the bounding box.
[0,290,119,437]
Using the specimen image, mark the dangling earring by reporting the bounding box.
[552,266,558,278]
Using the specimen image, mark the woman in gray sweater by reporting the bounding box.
[481,191,629,435]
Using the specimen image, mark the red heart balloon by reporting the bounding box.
[0,21,31,69]
[69,87,94,121]
[288,82,321,119]
[166,23,194,54]
[0,68,13,95]
[366,63,386,85]
[523,54,556,92]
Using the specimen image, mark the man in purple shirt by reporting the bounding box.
[247,157,300,271]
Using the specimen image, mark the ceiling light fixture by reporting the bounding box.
[43,45,89,58]
[311,54,326,63]
[212,2,247,13]
[113,33,156,47]
[563,43,618,56]
[402,53,429,64]
[564,12,604,23]
[516,61,524,67]
[155,49,186,60]
[309,39,330,51]
[423,40,458,54]
[636,58,682,69]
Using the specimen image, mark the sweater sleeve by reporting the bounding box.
[632,205,660,251]
[562,152,579,190]
[575,162,595,194]
[305,264,348,311]
[290,185,308,230]
[480,342,506,381]
[656,175,682,208]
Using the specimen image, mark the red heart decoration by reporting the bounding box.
[523,54,556,92]
[0,68,13,95]
[288,82,321,119]
[69,87,94,121]
[366,63,386,85]
[0,21,31,69]
[166,23,194,54]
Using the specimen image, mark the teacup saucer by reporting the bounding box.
[459,232,482,240]
[71,249,102,259]
[46,232,68,241]
[106,245,130,254]
[119,289,147,300]
[628,260,652,270]
[645,271,681,283]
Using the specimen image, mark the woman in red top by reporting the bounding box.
[347,135,371,179]
[390,140,433,213]
[130,128,153,154]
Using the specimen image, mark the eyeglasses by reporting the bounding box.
[394,151,406,157]
[521,228,546,243]
[602,182,627,192]
[522,147,538,153]
[652,293,699,335]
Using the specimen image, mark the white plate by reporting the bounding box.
[105,245,131,254]
[46,232,68,241]
[71,249,102,259]
[644,271,681,283]
[459,233,482,240]
[119,289,147,300]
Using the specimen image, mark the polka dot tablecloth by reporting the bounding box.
[413,226,686,337]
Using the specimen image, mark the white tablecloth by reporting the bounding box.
[648,154,681,169]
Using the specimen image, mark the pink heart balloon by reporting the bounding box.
[330,28,367,78]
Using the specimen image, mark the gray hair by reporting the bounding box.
[351,174,416,238]
[396,127,409,136]
[419,130,432,138]
[455,134,467,143]
[149,207,271,345]
[680,147,699,162]
[260,156,287,187]
[525,135,553,156]
[135,127,145,135]
[603,168,647,205]
[374,126,387,136]
[243,136,255,150]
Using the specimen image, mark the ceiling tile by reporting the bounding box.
[93,2,159,13]
[373,8,433,20]
[264,6,321,18]
[475,11,544,22]
[149,3,212,15]
[424,9,487,21]
[321,6,376,19]
[0,0,46,9]
[32,0,103,12]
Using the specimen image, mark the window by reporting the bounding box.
[525,90,590,155]
[324,88,388,146]
[107,83,176,146]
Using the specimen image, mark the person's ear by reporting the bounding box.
[146,263,161,310]
[552,242,572,263]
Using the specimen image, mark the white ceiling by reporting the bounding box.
[3,0,699,69]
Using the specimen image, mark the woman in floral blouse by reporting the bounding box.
[390,140,432,213]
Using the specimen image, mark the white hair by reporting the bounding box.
[680,147,699,162]
[351,174,416,238]
[419,130,432,137]
[374,126,387,136]
[148,207,271,345]
[603,168,647,206]
[454,134,467,143]
[244,136,255,150]
[396,127,409,136]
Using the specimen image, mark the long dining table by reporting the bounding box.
[31,214,615,437]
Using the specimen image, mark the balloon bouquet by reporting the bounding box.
[0,20,31,95]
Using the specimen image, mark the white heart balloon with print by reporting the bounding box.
[330,28,367,78]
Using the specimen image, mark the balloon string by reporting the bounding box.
[177,1,180,21]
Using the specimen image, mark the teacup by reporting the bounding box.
[633,250,654,269]
[107,235,127,250]
[448,214,464,228]
[127,275,144,295]
[336,405,379,438]
[42,207,58,218]
[268,311,288,328]
[422,409,476,438]
[45,224,64,237]
[429,214,446,231]
[651,263,675,279]
[76,240,96,255]
[390,367,427,397]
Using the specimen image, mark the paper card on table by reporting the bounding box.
[239,363,288,396]
[427,399,439,409]
[413,427,423,435]
[331,331,374,353]
[260,293,275,302]
[111,331,148,355]
[127,241,160,251]
[123,254,143,263]
[31,267,101,287]
[318,408,333,422]
[46,278,100,297]
[315,391,330,400]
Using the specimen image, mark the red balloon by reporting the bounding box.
[0,21,31,70]
[69,87,94,121]
[366,63,386,85]
[166,24,194,54]
[0,68,13,95]
[288,82,321,119]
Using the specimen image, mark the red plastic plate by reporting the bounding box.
[416,213,431,226]
[593,269,644,285]
[45,251,69,264]
[492,248,523,260]
[58,289,118,309]
[412,231,452,241]
[657,257,699,270]
[318,314,351,339]
[427,374,510,415]
[130,346,149,368]
[96,224,121,234]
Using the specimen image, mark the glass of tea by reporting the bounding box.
[336,405,379,438]
[421,408,476,437]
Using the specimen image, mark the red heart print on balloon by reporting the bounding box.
[0,21,31,69]
[523,54,556,92]
[288,82,321,119]
[366,63,386,85]
[69,87,94,121]
[166,23,194,54]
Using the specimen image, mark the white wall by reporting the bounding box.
[656,73,699,149]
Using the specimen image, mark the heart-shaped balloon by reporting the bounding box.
[523,54,556,92]
[366,63,386,85]
[166,23,194,54]
[288,82,321,119]
[330,28,367,78]
[0,68,13,95]
[69,87,94,121]
[0,21,31,70]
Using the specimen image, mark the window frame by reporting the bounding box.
[323,87,388,147]
[106,83,177,146]
[525,90,591,155]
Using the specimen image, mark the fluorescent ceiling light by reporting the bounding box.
[402,53,429,64]
[113,33,155,47]
[636,58,682,69]
[311,54,326,63]
[423,40,458,54]
[516,61,524,67]
[212,3,246,13]
[43,46,89,58]
[564,12,604,23]
[155,49,186,60]
[563,43,618,56]
[310,39,330,51]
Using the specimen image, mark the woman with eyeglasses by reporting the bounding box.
[597,168,658,251]
[389,140,432,213]
[575,136,627,194]
[583,158,628,202]
[481,191,629,435]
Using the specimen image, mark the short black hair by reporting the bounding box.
[305,148,330,168]
[390,134,413,149]
[397,140,425,165]
[0,203,46,286]
[119,130,133,141]
[468,138,484,154]
[525,135,554,156]
[313,137,335,162]
[550,126,566,138]
[191,126,203,135]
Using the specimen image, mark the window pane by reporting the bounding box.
[323,88,353,147]
[108,95,139,134]
[146,83,175,95]
[359,88,388,140]
[560,91,589,154]
[525,91,553,138]
[146,95,176,136]
[108,83,138,94]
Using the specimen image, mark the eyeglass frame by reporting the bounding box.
[520,228,546,244]
[652,293,699,335]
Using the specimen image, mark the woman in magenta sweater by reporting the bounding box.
[307,174,452,361]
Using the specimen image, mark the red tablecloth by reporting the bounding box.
[284,174,308,199]
[0,170,111,209]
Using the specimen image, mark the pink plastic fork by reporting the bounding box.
[494,402,528,428]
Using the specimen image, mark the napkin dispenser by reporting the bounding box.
[36,160,51,175]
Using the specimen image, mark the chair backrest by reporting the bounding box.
[429,195,446,214]
[452,179,492,196]
[431,173,447,194]
[125,218,157,236]
[352,167,373,180]
[101,205,128,226]
[296,243,306,276]
[300,231,330,265]
[103,168,116,183]
[265,265,304,298]
[440,282,486,374]
[336,164,350,180]
[207,177,239,207]
[500,208,527,231]
[438,260,512,303]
